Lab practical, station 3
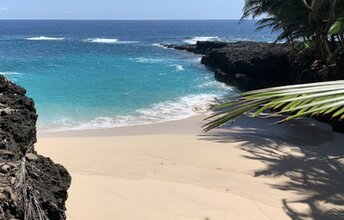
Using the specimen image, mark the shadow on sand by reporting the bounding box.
[199,116,344,220]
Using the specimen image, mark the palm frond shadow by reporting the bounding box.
[199,116,344,220]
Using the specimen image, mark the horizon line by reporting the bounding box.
[0,18,256,21]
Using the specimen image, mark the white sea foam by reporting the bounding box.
[133,57,165,64]
[119,41,139,44]
[135,94,218,120]
[134,58,185,71]
[197,81,234,90]
[183,36,223,44]
[151,43,165,48]
[0,71,21,76]
[170,64,185,72]
[84,38,139,44]
[189,56,203,63]
[45,94,222,132]
[183,36,258,44]
[26,36,65,41]
[151,43,174,50]
[85,38,119,43]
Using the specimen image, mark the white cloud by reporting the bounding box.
[0,7,7,11]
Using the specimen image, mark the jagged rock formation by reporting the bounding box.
[165,41,291,90]
[0,76,71,220]
[202,42,290,90]
[166,41,344,91]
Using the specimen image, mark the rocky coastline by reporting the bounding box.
[164,41,344,132]
[165,41,344,90]
[0,76,71,220]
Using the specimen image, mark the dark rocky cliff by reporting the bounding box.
[201,42,290,90]
[0,76,71,220]
[166,41,344,91]
[165,41,291,91]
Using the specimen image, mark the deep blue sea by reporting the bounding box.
[0,20,275,131]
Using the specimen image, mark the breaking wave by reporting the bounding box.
[26,36,65,41]
[84,38,139,44]
[183,36,223,44]
[44,94,221,132]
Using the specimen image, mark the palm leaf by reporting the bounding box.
[328,17,344,35]
[204,81,344,131]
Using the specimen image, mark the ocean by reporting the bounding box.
[0,20,275,131]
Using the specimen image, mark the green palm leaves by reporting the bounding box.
[329,17,344,36]
[242,0,344,59]
[203,1,344,131]
[204,81,344,131]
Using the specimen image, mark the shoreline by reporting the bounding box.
[36,91,234,134]
[36,115,344,219]
[37,115,207,137]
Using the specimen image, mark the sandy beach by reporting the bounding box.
[36,116,344,220]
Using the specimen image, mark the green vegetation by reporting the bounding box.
[204,81,344,131]
[242,0,344,59]
[205,0,344,131]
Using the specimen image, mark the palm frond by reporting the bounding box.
[328,17,344,35]
[204,81,344,131]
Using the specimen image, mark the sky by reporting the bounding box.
[0,0,245,20]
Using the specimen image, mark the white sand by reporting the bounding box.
[36,116,344,220]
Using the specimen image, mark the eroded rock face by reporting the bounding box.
[202,42,290,91]
[0,76,37,160]
[0,75,71,220]
[167,41,290,91]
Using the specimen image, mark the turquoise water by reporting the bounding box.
[0,20,275,131]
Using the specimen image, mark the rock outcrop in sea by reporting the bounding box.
[164,41,290,90]
[0,76,71,220]
[165,41,344,91]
